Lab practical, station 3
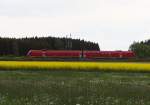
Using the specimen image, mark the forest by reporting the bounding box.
[0,36,100,56]
[130,39,150,58]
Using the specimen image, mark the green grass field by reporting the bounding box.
[0,61,150,105]
[0,70,149,105]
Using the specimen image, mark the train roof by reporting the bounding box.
[28,50,133,52]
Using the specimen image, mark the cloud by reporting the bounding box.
[0,0,150,50]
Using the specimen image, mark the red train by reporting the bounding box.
[27,50,135,59]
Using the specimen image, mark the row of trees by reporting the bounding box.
[129,40,150,58]
[0,36,100,56]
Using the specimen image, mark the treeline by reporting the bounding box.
[130,40,150,58]
[0,36,100,56]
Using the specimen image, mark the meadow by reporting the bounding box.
[0,71,149,105]
[0,61,150,105]
[0,61,150,72]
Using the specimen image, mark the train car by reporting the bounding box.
[84,51,135,59]
[27,50,135,59]
[27,50,81,58]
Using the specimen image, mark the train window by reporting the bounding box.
[27,50,31,56]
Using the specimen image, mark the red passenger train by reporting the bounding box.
[27,50,135,59]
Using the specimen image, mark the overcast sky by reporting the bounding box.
[0,0,150,50]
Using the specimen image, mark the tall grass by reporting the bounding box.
[0,61,150,72]
[0,71,150,105]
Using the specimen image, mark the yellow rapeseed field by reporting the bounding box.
[0,61,150,72]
